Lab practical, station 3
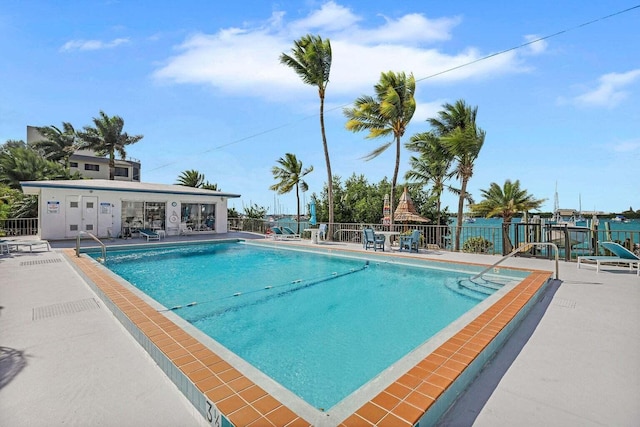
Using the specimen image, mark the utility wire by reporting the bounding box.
[147,4,639,173]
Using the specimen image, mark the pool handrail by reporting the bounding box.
[76,231,106,262]
[471,242,559,280]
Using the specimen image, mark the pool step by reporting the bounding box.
[462,278,505,292]
[445,277,505,301]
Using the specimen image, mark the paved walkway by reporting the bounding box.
[1,233,638,426]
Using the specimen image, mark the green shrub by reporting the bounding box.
[462,236,493,253]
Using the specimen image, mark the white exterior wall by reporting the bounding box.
[36,187,229,240]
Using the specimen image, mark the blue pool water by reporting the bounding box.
[95,242,522,410]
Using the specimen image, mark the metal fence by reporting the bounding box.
[0,218,39,237]
[228,217,640,260]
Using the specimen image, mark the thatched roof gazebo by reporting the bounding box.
[393,187,431,223]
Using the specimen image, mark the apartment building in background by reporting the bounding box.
[27,125,141,182]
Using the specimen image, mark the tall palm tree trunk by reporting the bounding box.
[320,93,334,240]
[109,154,115,180]
[390,134,402,225]
[295,184,301,234]
[455,178,468,251]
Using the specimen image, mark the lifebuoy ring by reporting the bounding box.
[169,215,178,223]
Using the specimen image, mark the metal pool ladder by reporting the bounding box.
[471,242,559,281]
[76,231,107,262]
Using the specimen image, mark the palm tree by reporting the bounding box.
[31,122,79,168]
[77,111,143,180]
[405,131,456,229]
[344,71,416,224]
[176,170,219,190]
[472,180,546,223]
[202,182,219,191]
[280,34,334,238]
[0,142,77,190]
[176,169,206,187]
[269,153,313,233]
[471,179,546,252]
[428,100,485,251]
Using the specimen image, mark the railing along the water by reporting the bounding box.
[227,217,640,260]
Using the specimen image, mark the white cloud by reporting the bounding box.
[152,2,534,101]
[573,69,640,108]
[611,139,640,153]
[287,1,361,34]
[60,37,129,52]
[523,34,547,55]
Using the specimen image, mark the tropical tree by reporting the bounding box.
[176,169,205,187]
[427,100,485,251]
[77,111,143,180]
[0,184,19,220]
[202,182,219,191]
[269,153,313,233]
[405,131,456,229]
[0,141,78,190]
[243,203,268,219]
[471,179,546,252]
[344,71,416,224]
[472,179,546,223]
[30,122,80,168]
[280,34,334,238]
[176,169,220,190]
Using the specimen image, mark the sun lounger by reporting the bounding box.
[139,229,160,241]
[577,241,640,275]
[282,227,301,239]
[269,226,298,240]
[5,239,51,252]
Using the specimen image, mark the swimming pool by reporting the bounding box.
[93,241,526,411]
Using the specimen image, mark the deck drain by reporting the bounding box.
[554,298,576,309]
[32,298,101,321]
[20,258,62,267]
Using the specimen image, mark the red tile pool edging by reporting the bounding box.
[64,248,552,426]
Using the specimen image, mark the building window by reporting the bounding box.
[181,203,215,231]
[85,164,99,171]
[133,167,140,181]
[70,201,79,208]
[114,167,129,177]
[70,162,78,168]
[121,201,166,233]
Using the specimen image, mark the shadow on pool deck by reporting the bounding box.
[1,232,638,426]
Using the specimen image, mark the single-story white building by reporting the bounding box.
[20,179,241,240]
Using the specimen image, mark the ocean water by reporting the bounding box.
[448,218,640,255]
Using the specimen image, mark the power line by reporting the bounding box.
[147,4,639,173]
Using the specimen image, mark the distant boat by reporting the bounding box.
[547,188,591,247]
[612,215,630,223]
[463,217,476,223]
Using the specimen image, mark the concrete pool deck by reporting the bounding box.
[1,232,638,426]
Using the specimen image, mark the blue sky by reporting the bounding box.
[2,1,639,215]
